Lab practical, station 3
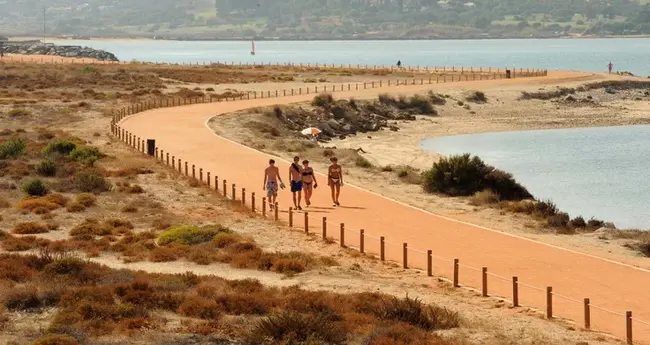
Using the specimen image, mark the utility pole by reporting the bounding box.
[43,7,46,35]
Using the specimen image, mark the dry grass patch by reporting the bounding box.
[12,221,50,235]
[16,197,61,214]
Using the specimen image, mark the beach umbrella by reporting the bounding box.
[301,127,322,136]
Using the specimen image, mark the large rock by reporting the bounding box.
[0,41,119,61]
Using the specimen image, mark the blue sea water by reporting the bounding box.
[419,125,650,230]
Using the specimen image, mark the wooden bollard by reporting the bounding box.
[241,188,246,205]
[512,277,519,307]
[626,311,632,344]
[251,192,256,212]
[380,236,385,261]
[184,162,188,176]
[340,223,345,247]
[304,212,309,233]
[403,243,408,269]
[199,168,203,182]
[231,184,236,200]
[427,250,432,276]
[482,267,488,297]
[172,156,175,168]
[178,159,182,173]
[166,153,169,165]
[322,217,327,240]
[155,148,158,158]
[207,172,211,186]
[214,176,218,191]
[262,197,267,217]
[223,180,227,197]
[584,298,590,330]
[359,229,364,254]
[546,287,553,319]
[192,165,196,178]
[453,259,459,287]
[274,202,279,221]
[289,207,293,227]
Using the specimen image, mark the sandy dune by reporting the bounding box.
[118,71,650,344]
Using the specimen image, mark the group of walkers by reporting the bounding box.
[263,156,343,210]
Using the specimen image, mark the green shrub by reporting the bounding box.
[547,212,570,229]
[74,173,112,193]
[8,108,30,117]
[465,90,488,103]
[70,147,104,166]
[375,296,459,330]
[569,216,587,229]
[158,225,231,246]
[0,138,25,159]
[247,311,347,344]
[311,93,334,107]
[42,140,77,155]
[355,156,373,168]
[36,159,57,177]
[21,179,48,196]
[427,91,447,105]
[421,154,532,201]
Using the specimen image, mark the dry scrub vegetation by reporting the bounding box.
[0,253,460,345]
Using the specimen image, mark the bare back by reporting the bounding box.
[265,166,279,181]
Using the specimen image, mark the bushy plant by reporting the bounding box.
[0,138,26,159]
[42,140,77,155]
[32,334,80,345]
[247,311,347,344]
[407,94,436,115]
[36,158,57,177]
[21,179,48,196]
[13,222,49,234]
[158,225,231,246]
[70,147,104,166]
[465,90,488,103]
[74,173,112,193]
[421,154,532,201]
[375,296,459,330]
[311,93,334,107]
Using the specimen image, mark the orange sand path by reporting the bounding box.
[119,71,650,344]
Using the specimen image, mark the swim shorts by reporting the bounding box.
[290,180,303,192]
[266,180,278,197]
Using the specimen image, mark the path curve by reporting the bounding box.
[119,71,650,344]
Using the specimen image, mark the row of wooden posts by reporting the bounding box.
[110,72,644,345]
[1,54,545,75]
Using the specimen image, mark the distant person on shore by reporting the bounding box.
[301,160,317,207]
[608,61,613,74]
[289,156,303,210]
[263,159,285,210]
[397,60,402,68]
[327,157,343,207]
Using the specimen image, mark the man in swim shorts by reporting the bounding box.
[289,156,303,210]
[263,159,285,210]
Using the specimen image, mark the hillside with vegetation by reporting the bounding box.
[1,0,650,39]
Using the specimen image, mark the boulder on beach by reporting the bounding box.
[0,41,119,61]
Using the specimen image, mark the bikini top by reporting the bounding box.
[329,166,341,177]
[302,170,313,176]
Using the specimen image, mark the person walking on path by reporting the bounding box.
[289,156,303,210]
[301,159,317,207]
[327,157,343,207]
[263,159,285,210]
[608,61,613,74]
[397,60,402,68]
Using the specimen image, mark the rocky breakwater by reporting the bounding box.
[0,41,119,61]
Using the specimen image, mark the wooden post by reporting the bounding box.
[403,243,408,269]
[512,277,519,307]
[241,188,246,205]
[304,212,309,233]
[251,192,256,213]
[546,287,553,319]
[232,184,236,200]
[289,207,293,227]
[192,165,195,179]
[274,202,279,221]
[262,197,266,217]
[199,168,203,182]
[340,223,345,247]
[626,311,633,344]
[359,229,365,254]
[482,267,488,297]
[172,156,175,168]
[184,162,188,176]
[380,236,385,261]
[178,159,182,173]
[207,172,211,187]
[584,298,590,330]
[214,176,218,191]
[166,153,169,166]
[427,250,432,276]
[453,259,459,287]
[322,217,327,240]
[223,180,227,197]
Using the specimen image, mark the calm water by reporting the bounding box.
[419,126,650,230]
[51,38,650,76]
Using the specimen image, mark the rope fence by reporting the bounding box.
[109,68,650,345]
[1,54,537,76]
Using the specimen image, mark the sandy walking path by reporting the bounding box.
[119,71,650,344]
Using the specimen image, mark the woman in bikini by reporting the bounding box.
[301,160,317,207]
[327,157,343,207]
